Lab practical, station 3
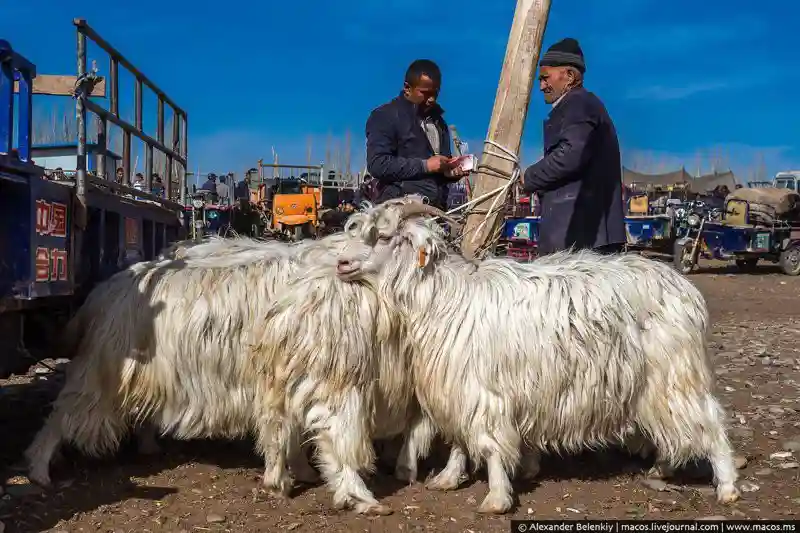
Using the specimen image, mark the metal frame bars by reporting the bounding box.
[0,41,37,161]
[73,18,188,206]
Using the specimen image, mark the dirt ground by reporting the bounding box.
[1,261,799,532]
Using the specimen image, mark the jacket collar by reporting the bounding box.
[548,86,585,116]
[396,91,445,118]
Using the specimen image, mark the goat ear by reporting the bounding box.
[417,239,434,269]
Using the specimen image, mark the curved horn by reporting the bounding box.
[397,201,463,233]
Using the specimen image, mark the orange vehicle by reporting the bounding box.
[301,184,321,207]
[271,178,318,240]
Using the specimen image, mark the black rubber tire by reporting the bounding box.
[779,244,800,276]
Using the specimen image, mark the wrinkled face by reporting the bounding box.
[335,205,437,282]
[538,65,573,104]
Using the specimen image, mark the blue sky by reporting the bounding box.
[4,0,799,183]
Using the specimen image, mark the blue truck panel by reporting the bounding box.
[624,215,672,246]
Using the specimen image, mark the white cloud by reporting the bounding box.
[625,81,730,101]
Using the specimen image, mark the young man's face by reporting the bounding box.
[404,74,440,113]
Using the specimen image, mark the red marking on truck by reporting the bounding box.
[35,199,68,237]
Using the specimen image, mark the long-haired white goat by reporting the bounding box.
[245,250,421,515]
[25,234,347,488]
[333,197,740,514]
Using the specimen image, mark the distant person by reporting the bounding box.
[216,175,231,204]
[133,173,146,191]
[151,174,165,197]
[235,173,252,201]
[200,173,217,191]
[365,59,467,209]
[521,38,625,255]
[115,166,125,184]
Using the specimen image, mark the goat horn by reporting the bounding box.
[397,202,463,234]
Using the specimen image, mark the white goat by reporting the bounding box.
[25,233,347,488]
[334,197,741,514]
[246,252,421,515]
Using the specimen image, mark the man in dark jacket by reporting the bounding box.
[365,59,467,209]
[521,38,626,255]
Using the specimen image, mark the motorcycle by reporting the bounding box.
[672,199,722,274]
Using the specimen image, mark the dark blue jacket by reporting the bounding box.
[365,93,452,209]
[522,87,625,255]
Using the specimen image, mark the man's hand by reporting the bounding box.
[425,155,456,173]
[445,165,469,180]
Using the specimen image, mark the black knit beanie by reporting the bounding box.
[539,38,585,73]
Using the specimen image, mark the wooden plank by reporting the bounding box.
[13,75,106,97]
[460,0,551,259]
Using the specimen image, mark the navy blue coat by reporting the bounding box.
[365,94,452,209]
[522,88,626,255]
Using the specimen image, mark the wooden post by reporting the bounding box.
[460,0,551,259]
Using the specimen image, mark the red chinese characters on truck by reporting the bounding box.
[34,199,69,283]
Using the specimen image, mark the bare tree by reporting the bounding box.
[344,129,352,183]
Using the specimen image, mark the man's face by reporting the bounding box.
[404,75,440,113]
[116,168,124,179]
[539,66,572,104]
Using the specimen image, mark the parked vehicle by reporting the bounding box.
[673,189,800,276]
[0,24,187,377]
[774,171,798,192]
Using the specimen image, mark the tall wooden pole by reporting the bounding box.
[460,0,551,259]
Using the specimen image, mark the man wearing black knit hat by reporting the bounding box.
[521,38,625,255]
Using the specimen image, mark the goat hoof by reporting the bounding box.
[646,464,673,480]
[718,485,741,504]
[266,487,291,500]
[262,477,293,498]
[477,492,513,514]
[27,469,52,489]
[356,502,393,516]
[394,464,417,484]
[425,472,464,491]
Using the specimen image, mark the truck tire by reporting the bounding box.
[779,243,800,276]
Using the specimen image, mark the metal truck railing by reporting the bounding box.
[73,18,188,210]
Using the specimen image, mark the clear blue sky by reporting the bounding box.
[4,0,798,182]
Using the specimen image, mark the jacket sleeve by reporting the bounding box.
[522,105,597,193]
[365,107,428,183]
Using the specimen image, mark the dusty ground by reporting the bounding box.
[1,261,799,532]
